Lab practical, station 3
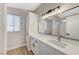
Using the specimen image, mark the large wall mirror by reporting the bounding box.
[38,6,79,41]
[60,13,79,40]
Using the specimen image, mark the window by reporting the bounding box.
[7,14,20,32]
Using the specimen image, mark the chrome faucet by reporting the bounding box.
[57,32,61,41]
[58,33,62,42]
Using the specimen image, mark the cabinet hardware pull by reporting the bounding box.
[33,43,35,47]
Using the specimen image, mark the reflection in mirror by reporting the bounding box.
[39,18,53,35]
[39,15,61,36]
[60,14,79,40]
[39,6,79,41]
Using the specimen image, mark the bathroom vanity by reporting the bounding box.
[28,6,79,55]
[30,35,65,55]
[30,34,79,55]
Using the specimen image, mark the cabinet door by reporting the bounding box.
[31,38,35,53]
[34,39,39,55]
[38,40,52,55]
[38,40,65,55]
[31,38,39,55]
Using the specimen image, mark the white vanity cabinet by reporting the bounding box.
[31,37,66,55]
[38,41,53,55]
[38,40,66,55]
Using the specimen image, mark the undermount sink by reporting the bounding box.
[48,40,67,48]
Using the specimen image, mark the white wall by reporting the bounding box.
[7,8,28,50]
[26,12,38,51]
[0,4,7,54]
[29,12,38,35]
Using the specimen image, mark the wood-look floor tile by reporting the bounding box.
[7,46,34,55]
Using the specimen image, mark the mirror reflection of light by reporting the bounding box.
[63,20,66,22]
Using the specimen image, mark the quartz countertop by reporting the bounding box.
[29,33,79,55]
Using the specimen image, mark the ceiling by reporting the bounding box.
[7,3,41,11]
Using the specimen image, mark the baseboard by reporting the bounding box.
[0,49,7,55]
[0,52,7,55]
[0,53,6,55]
[7,44,26,51]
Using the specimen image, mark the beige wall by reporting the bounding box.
[7,7,28,50]
[0,3,7,54]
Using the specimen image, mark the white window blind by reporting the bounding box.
[7,14,20,32]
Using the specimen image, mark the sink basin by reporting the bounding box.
[48,40,67,48]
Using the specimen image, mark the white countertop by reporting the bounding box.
[29,33,79,55]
